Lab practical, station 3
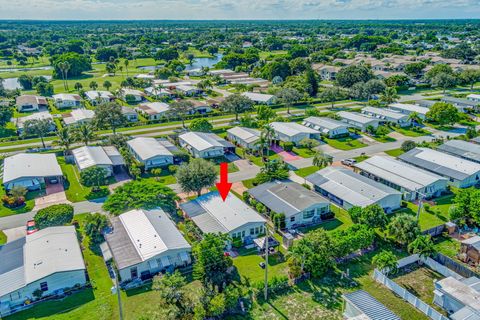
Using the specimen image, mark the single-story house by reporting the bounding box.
[187,68,205,77]
[178,132,234,159]
[226,127,261,150]
[361,106,411,127]
[388,103,430,120]
[343,290,400,320]
[16,95,47,112]
[442,96,480,112]
[52,93,82,109]
[270,122,320,145]
[459,236,480,265]
[15,111,55,134]
[120,88,145,102]
[399,148,480,188]
[306,167,402,211]
[241,92,276,105]
[302,116,350,138]
[85,91,115,105]
[3,153,63,191]
[72,145,125,176]
[354,155,448,201]
[144,87,174,99]
[103,208,191,284]
[416,100,437,108]
[248,180,331,230]
[135,102,170,120]
[176,85,202,96]
[180,192,266,247]
[434,276,480,319]
[62,108,95,126]
[437,140,480,164]
[337,111,380,132]
[186,100,212,114]
[121,106,138,122]
[315,65,341,81]
[0,226,87,316]
[467,94,480,102]
[127,137,174,170]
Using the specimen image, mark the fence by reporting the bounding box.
[434,253,480,279]
[422,224,445,237]
[396,254,463,280]
[373,269,449,320]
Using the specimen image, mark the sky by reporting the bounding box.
[0,0,480,20]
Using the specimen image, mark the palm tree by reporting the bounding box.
[408,112,422,126]
[54,127,74,155]
[74,82,83,92]
[57,61,71,91]
[103,80,112,91]
[89,81,98,90]
[380,87,399,105]
[124,59,129,77]
[313,150,333,168]
[75,124,96,146]
[287,238,311,274]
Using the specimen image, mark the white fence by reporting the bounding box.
[373,269,449,320]
[397,254,463,280]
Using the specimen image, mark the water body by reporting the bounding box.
[2,76,52,90]
[137,54,223,72]
[0,66,53,73]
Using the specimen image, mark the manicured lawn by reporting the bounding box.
[299,205,354,233]
[292,147,316,158]
[0,230,6,245]
[353,155,369,162]
[295,166,320,178]
[247,150,280,167]
[392,126,429,137]
[323,137,367,151]
[233,247,288,284]
[0,185,37,218]
[369,135,396,143]
[59,157,92,202]
[385,148,405,157]
[434,235,461,259]
[242,178,256,189]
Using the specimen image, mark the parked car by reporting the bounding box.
[341,158,357,166]
[26,220,38,235]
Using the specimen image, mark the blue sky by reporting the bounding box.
[0,0,479,20]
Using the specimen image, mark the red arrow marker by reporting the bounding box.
[216,162,232,201]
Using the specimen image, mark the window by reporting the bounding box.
[130,267,138,279]
[250,228,254,235]
[255,227,259,234]
[290,216,295,222]
[242,231,245,237]
[40,282,48,291]
[303,210,315,219]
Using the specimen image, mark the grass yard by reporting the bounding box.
[392,126,429,137]
[369,135,396,143]
[392,264,445,314]
[295,166,320,178]
[299,205,354,233]
[385,148,405,157]
[434,235,461,259]
[0,185,37,218]
[323,136,367,151]
[292,147,317,158]
[247,150,280,167]
[233,248,288,284]
[353,155,369,162]
[0,230,6,245]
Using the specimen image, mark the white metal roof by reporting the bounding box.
[227,126,261,144]
[242,92,275,103]
[437,277,480,311]
[389,103,430,115]
[307,167,401,207]
[179,132,228,151]
[303,116,348,131]
[362,106,409,120]
[121,88,144,96]
[467,94,480,100]
[72,146,113,170]
[337,111,379,125]
[137,102,170,115]
[85,91,113,100]
[16,111,53,129]
[52,93,81,101]
[3,153,63,184]
[270,122,319,137]
[24,226,85,284]
[63,108,94,125]
[127,137,173,161]
[355,155,448,192]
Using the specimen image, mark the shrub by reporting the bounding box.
[34,204,74,229]
[232,237,243,248]
[168,164,178,174]
[86,186,110,200]
[283,141,294,152]
[84,213,109,246]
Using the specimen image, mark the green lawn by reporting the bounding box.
[0,230,6,245]
[295,166,320,178]
[0,185,37,218]
[299,205,354,233]
[233,247,288,284]
[392,126,429,137]
[385,148,405,157]
[369,135,396,143]
[247,150,280,167]
[434,235,461,259]
[323,137,367,151]
[292,147,316,158]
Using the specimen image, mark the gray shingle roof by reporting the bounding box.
[437,140,480,163]
[127,137,173,161]
[343,290,400,320]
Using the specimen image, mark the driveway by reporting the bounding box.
[34,183,70,210]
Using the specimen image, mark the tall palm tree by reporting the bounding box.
[313,150,333,168]
[54,127,74,155]
[57,61,70,91]
[380,87,399,105]
[75,124,96,146]
[408,112,422,126]
[124,59,129,77]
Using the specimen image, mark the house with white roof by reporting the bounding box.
[121,106,138,122]
[399,148,480,188]
[302,116,350,138]
[437,140,480,164]
[16,95,47,112]
[0,226,87,316]
[72,146,125,177]
[62,108,95,126]
[315,65,341,81]
[248,181,331,229]
[15,111,55,134]
[442,96,480,112]
[361,106,411,127]
[467,94,480,102]
[135,102,170,120]
[337,111,380,132]
[388,103,430,120]
[270,122,320,145]
[103,209,191,284]
[226,127,261,150]
[127,137,174,170]
[434,276,480,319]
[119,88,145,102]
[85,91,114,105]
[144,87,174,99]
[355,156,448,201]
[242,92,276,105]
[2,153,63,191]
[176,85,202,96]
[178,132,234,158]
[180,192,266,247]
[52,93,82,109]
[306,167,402,211]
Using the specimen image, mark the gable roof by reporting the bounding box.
[52,93,82,101]
[437,140,480,163]
[72,146,124,170]
[248,181,329,217]
[227,126,261,144]
[179,132,233,151]
[270,122,319,137]
[242,92,275,102]
[362,106,409,121]
[3,153,63,184]
[303,116,348,131]
[63,108,94,125]
[337,111,380,125]
[388,103,430,116]
[180,192,266,234]
[343,290,400,320]
[16,95,47,106]
[127,137,173,161]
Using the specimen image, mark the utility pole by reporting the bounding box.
[416,190,426,221]
[114,267,124,320]
[264,226,269,301]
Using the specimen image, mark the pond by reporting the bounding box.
[137,54,223,72]
[0,66,53,73]
[2,76,52,90]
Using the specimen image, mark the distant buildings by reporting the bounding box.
[388,103,430,120]
[85,91,114,105]
[241,92,276,105]
[62,108,95,126]
[361,106,411,127]
[135,102,170,120]
[437,140,480,164]
[119,88,145,102]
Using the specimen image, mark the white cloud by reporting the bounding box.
[0,0,479,20]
